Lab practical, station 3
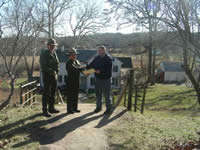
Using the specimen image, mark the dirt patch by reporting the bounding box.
[0,88,20,104]
[39,104,127,150]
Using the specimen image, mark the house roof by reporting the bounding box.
[161,61,184,72]
[116,57,133,68]
[77,49,97,62]
[55,49,97,63]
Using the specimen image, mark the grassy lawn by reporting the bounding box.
[1,84,200,149]
[0,104,45,150]
[0,78,27,89]
[108,84,200,150]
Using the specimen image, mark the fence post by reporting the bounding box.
[134,85,138,112]
[20,86,23,104]
[128,69,133,111]
[141,84,147,114]
[124,91,127,107]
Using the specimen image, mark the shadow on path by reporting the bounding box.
[95,109,127,128]
[40,111,104,145]
[1,105,128,148]
[0,112,68,148]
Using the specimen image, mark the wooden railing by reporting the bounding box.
[113,69,147,114]
[20,80,38,107]
[113,69,134,111]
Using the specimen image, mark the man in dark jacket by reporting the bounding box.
[86,45,113,115]
[66,48,84,114]
[40,38,60,117]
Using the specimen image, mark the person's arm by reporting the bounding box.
[54,52,60,74]
[66,61,83,75]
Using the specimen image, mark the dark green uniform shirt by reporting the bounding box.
[40,50,59,75]
[66,59,83,88]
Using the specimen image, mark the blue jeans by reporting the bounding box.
[95,78,112,111]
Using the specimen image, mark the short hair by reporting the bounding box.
[98,45,106,50]
[47,38,57,46]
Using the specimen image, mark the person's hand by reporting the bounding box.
[54,71,58,80]
[95,70,100,74]
[85,72,90,76]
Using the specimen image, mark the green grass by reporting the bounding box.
[108,84,200,150]
[145,84,199,115]
[0,104,47,150]
[1,84,200,149]
[0,78,27,89]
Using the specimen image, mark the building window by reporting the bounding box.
[113,65,118,72]
[58,75,62,83]
[90,77,96,86]
[112,78,118,86]
[64,75,67,83]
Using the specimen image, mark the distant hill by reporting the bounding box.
[0,32,182,57]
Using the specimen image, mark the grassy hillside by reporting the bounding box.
[1,84,200,149]
[108,84,200,150]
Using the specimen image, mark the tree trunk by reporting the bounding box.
[24,55,31,80]
[185,67,200,104]
[48,0,52,38]
[0,76,15,110]
[52,0,55,38]
[151,49,156,85]
[148,26,153,84]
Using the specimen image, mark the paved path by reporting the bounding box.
[39,104,127,150]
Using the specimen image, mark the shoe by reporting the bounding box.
[94,108,101,113]
[74,110,81,113]
[49,109,60,113]
[67,111,74,114]
[104,110,111,115]
[43,112,51,117]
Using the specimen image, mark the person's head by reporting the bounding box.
[98,45,106,56]
[47,38,57,52]
[67,48,78,61]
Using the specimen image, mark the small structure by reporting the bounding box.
[40,48,133,91]
[156,61,186,83]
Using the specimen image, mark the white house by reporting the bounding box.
[156,61,186,82]
[40,48,133,90]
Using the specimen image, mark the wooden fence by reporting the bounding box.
[113,69,133,111]
[19,80,64,107]
[113,69,147,114]
[20,80,38,107]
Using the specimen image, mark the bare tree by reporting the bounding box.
[23,35,41,80]
[68,0,110,47]
[108,0,164,84]
[34,0,73,38]
[159,0,200,103]
[0,0,40,109]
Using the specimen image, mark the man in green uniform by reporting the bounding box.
[40,38,60,117]
[66,48,84,114]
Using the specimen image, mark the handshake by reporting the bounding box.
[82,68,100,76]
[72,63,100,76]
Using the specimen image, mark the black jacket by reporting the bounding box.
[66,59,83,88]
[86,54,113,79]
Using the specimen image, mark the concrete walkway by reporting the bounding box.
[39,104,127,150]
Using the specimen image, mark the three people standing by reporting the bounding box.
[40,39,113,116]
